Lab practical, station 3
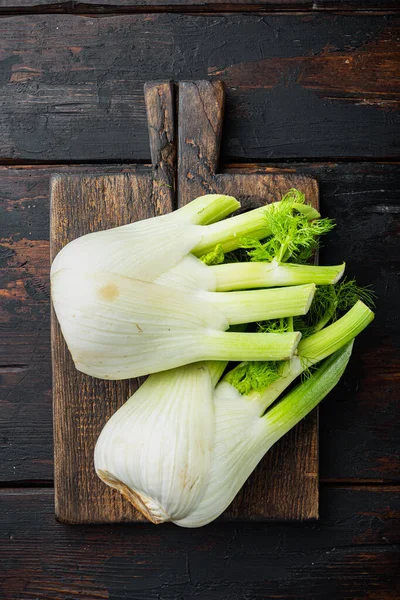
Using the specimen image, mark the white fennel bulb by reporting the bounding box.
[95,361,223,523]
[175,343,353,527]
[95,299,374,527]
[51,193,330,379]
[177,298,374,527]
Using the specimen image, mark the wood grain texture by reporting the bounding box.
[0,486,399,599]
[1,162,399,484]
[144,81,177,212]
[178,81,319,203]
[0,15,398,161]
[1,0,399,11]
[50,81,318,523]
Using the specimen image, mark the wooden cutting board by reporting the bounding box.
[50,81,319,524]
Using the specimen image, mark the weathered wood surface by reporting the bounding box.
[178,81,319,204]
[0,15,398,161]
[1,161,399,484]
[0,0,399,11]
[0,4,398,596]
[50,80,320,523]
[144,81,176,209]
[0,486,398,599]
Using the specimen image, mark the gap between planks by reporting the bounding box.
[0,158,399,168]
[0,481,398,490]
[0,5,399,18]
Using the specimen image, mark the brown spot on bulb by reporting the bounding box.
[99,283,119,302]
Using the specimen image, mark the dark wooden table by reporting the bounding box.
[1,2,399,599]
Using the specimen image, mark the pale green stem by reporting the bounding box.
[211,261,345,291]
[201,331,301,362]
[192,202,321,256]
[263,343,353,445]
[294,203,321,221]
[205,283,315,325]
[204,325,246,387]
[298,300,374,364]
[176,194,240,226]
[194,206,270,256]
[249,300,374,413]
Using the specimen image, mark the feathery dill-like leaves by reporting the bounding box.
[220,189,374,396]
[293,279,376,338]
[224,360,283,395]
[241,189,334,265]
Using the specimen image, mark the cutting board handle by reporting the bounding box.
[144,82,176,213]
[177,81,225,206]
[144,80,227,209]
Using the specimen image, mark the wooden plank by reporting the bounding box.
[1,162,398,484]
[177,80,319,521]
[1,0,399,11]
[0,15,398,161]
[0,486,398,599]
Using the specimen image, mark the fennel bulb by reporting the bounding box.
[175,343,354,527]
[95,361,223,523]
[176,299,374,527]
[52,192,342,379]
[52,269,312,379]
[94,296,374,526]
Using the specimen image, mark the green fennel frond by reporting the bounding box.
[252,280,375,361]
[293,285,337,337]
[257,317,290,334]
[242,188,334,265]
[335,278,376,315]
[224,360,283,395]
[299,363,318,382]
[294,279,376,338]
[222,192,374,398]
[199,244,225,266]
